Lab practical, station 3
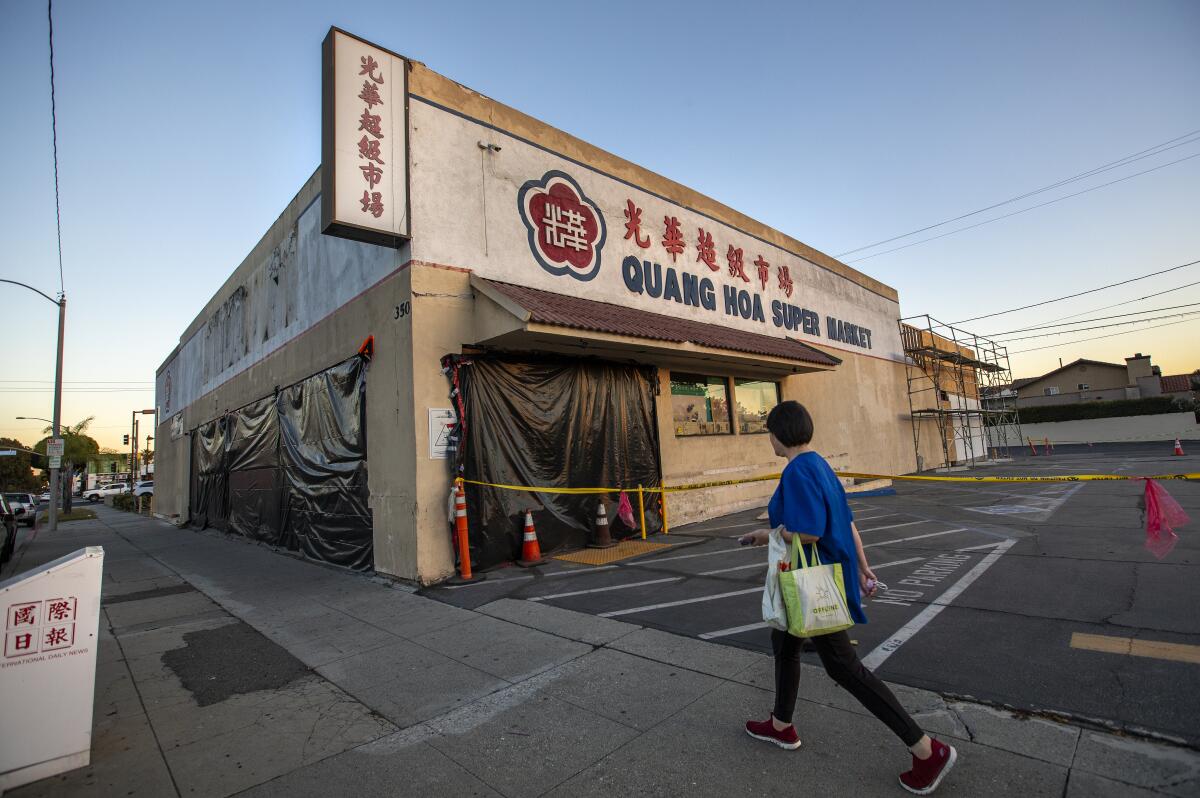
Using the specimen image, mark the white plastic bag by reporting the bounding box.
[761,525,788,631]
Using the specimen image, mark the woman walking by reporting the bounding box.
[739,401,957,795]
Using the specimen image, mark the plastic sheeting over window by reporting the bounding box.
[453,356,662,571]
[188,355,372,571]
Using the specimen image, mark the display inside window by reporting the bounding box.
[671,374,731,436]
[734,379,780,434]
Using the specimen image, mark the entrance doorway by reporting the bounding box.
[454,355,663,570]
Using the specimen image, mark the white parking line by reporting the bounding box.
[696,557,927,638]
[598,586,762,618]
[858,520,927,533]
[628,545,760,565]
[699,554,926,577]
[686,520,763,532]
[863,528,966,548]
[699,622,768,640]
[439,564,620,589]
[957,541,1006,552]
[861,538,1017,670]
[528,576,681,602]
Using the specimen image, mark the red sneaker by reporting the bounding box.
[899,738,957,794]
[744,714,802,750]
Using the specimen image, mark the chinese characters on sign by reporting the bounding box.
[611,194,873,349]
[356,57,386,218]
[321,28,410,246]
[5,597,78,659]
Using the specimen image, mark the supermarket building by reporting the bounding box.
[153,29,926,584]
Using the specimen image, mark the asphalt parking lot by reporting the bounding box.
[425,442,1200,745]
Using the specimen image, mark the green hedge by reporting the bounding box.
[1015,395,1195,424]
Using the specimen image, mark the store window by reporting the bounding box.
[734,379,780,434]
[671,373,731,436]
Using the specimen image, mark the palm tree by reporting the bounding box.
[35,417,99,514]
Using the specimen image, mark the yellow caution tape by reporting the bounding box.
[661,473,781,492]
[458,467,1198,497]
[456,477,617,495]
[840,471,1200,483]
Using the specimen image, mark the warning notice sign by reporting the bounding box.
[428,408,456,460]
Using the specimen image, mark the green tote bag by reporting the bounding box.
[777,536,854,637]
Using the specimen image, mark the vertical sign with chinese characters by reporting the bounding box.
[0,547,104,791]
[321,28,410,247]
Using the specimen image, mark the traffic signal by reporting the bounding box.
[123,434,129,445]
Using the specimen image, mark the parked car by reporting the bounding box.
[133,480,154,498]
[0,495,17,563]
[85,483,129,502]
[3,493,38,527]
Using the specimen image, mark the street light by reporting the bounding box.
[3,279,65,532]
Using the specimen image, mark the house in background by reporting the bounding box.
[985,354,1198,409]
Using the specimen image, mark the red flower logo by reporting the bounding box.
[518,171,606,281]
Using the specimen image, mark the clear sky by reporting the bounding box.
[2,0,1198,451]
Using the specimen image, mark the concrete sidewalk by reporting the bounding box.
[2,507,1196,797]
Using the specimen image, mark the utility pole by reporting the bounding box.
[130,411,137,490]
[3,280,65,532]
[50,295,65,530]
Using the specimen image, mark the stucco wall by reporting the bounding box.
[153,266,416,576]
[409,264,475,584]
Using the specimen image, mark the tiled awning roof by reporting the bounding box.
[476,279,841,368]
[1161,374,1195,393]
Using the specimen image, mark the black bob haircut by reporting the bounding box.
[766,401,814,447]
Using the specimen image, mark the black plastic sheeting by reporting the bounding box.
[453,356,662,571]
[188,355,372,571]
[190,418,227,532]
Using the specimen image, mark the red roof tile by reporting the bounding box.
[479,279,842,367]
[1160,374,1195,393]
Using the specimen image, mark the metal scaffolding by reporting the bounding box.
[899,314,1022,471]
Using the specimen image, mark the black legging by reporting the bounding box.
[772,629,924,746]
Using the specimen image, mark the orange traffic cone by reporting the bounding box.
[517,509,547,567]
[447,482,483,584]
[1174,438,1185,456]
[588,501,618,549]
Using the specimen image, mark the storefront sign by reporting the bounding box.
[321,28,410,247]
[515,169,875,351]
[0,547,104,791]
[428,408,456,459]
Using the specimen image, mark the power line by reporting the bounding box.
[953,257,1200,324]
[988,278,1200,332]
[996,308,1200,342]
[835,128,1200,258]
[0,388,154,393]
[989,301,1200,337]
[48,0,64,294]
[1009,315,1200,354]
[844,151,1200,264]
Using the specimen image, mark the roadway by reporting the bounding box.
[425,442,1200,745]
